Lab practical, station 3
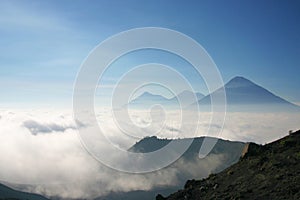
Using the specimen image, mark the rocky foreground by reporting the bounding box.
[157,130,300,200]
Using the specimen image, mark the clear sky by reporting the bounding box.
[0,0,299,107]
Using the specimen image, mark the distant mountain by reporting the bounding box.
[128,91,204,108]
[127,77,299,112]
[129,92,171,106]
[158,129,300,200]
[98,136,245,200]
[196,76,300,112]
[0,183,48,200]
[170,90,204,106]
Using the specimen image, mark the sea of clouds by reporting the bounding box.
[0,108,299,198]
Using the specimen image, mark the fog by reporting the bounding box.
[0,108,299,198]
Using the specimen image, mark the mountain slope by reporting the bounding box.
[157,130,300,200]
[0,183,48,200]
[197,76,300,112]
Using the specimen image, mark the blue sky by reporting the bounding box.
[0,0,299,107]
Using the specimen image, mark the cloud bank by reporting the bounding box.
[0,108,299,198]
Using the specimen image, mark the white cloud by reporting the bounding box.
[22,120,77,135]
[0,108,299,198]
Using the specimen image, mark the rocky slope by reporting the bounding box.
[157,130,300,200]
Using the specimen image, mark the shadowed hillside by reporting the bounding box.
[157,130,300,200]
[129,136,245,173]
[0,183,48,200]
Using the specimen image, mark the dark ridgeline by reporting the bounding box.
[157,130,300,200]
[0,183,48,200]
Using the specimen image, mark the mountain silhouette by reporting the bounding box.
[129,91,204,108]
[197,76,300,112]
[128,77,299,112]
[130,92,170,105]
[129,136,245,165]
